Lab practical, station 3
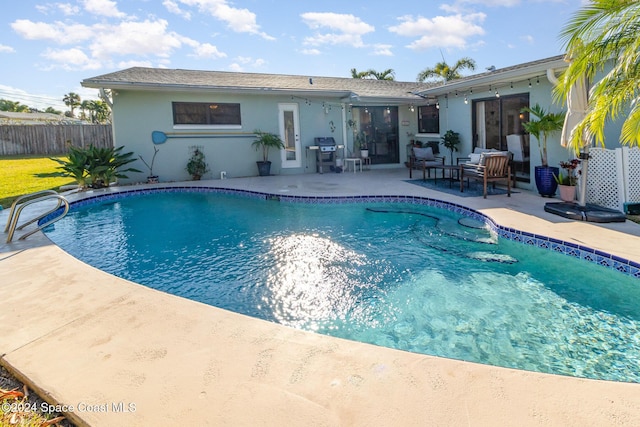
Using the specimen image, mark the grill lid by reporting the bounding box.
[314,137,336,146]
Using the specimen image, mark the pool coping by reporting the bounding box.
[2,171,640,426]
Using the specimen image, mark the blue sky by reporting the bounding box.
[1,0,585,111]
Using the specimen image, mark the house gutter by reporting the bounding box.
[82,82,423,105]
[415,56,568,97]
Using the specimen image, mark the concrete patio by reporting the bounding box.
[2,168,640,426]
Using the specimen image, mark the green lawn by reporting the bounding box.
[0,155,74,209]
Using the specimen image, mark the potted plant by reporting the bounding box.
[554,159,580,202]
[440,130,460,165]
[521,104,565,197]
[251,130,284,176]
[139,146,160,183]
[355,132,368,158]
[186,146,209,180]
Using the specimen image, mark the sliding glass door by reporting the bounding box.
[472,93,530,182]
[352,106,399,164]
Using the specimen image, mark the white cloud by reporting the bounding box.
[521,35,534,44]
[42,47,102,70]
[301,48,321,55]
[228,56,265,71]
[117,59,155,68]
[234,56,265,67]
[301,12,374,48]
[0,44,15,53]
[12,17,204,70]
[89,20,184,60]
[175,0,274,40]
[81,0,126,18]
[372,44,393,56]
[0,84,67,110]
[11,19,93,44]
[58,3,81,15]
[389,13,485,51]
[458,0,520,6]
[163,0,192,20]
[190,42,227,59]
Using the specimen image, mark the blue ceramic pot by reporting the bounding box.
[535,166,559,197]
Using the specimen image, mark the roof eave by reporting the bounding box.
[417,57,569,97]
[81,80,423,104]
[81,80,354,97]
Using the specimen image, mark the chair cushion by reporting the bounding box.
[468,153,482,164]
[479,151,509,166]
[413,147,435,161]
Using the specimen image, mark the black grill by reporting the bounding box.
[314,137,336,173]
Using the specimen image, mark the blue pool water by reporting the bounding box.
[45,191,640,383]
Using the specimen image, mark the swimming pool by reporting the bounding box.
[44,188,640,383]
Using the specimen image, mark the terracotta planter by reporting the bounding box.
[558,184,576,202]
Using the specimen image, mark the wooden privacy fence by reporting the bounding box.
[0,125,113,156]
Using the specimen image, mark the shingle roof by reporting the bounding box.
[82,67,435,103]
[416,55,568,96]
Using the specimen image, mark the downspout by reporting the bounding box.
[99,88,116,148]
[341,103,348,162]
[99,88,113,108]
[546,68,559,86]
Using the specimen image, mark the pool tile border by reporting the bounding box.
[46,186,640,279]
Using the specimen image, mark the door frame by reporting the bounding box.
[279,103,301,168]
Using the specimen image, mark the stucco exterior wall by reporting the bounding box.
[111,90,365,182]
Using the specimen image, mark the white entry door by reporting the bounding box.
[279,103,301,168]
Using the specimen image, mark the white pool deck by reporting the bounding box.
[2,168,640,426]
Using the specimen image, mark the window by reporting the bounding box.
[417,105,439,134]
[172,102,241,126]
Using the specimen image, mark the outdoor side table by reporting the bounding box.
[345,158,362,173]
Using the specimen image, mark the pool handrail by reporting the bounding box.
[5,192,70,243]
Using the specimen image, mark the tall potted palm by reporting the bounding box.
[521,104,565,197]
[251,130,285,176]
[441,130,460,165]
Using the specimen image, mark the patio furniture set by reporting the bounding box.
[409,146,512,198]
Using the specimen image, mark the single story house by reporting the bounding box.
[82,55,624,190]
[82,68,435,182]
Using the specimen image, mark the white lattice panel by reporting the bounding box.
[586,148,625,210]
[623,147,640,203]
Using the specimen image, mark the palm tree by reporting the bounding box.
[44,106,62,115]
[368,69,395,81]
[63,92,81,117]
[554,0,640,151]
[417,57,476,82]
[350,68,396,80]
[0,99,30,112]
[350,68,373,79]
[89,100,111,123]
[521,104,565,167]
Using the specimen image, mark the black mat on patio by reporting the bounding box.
[544,202,627,223]
[404,178,516,197]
